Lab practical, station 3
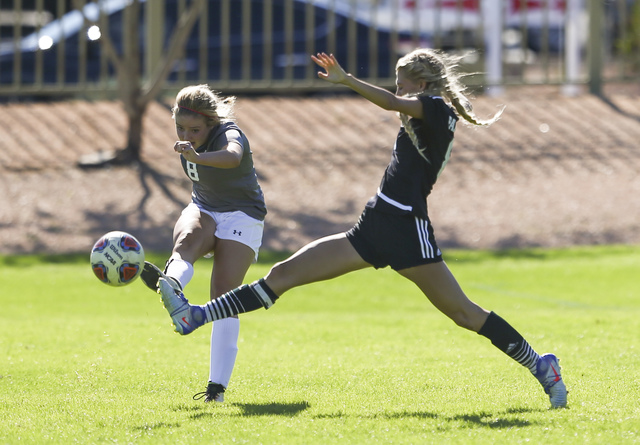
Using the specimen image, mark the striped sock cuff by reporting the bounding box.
[253,278,279,308]
[203,279,280,323]
[510,341,540,373]
[204,290,245,322]
[478,311,541,372]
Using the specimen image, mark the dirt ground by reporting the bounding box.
[1,84,639,256]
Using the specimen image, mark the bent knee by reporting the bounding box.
[449,312,473,330]
[174,232,212,258]
[448,310,486,332]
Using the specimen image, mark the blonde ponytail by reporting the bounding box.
[396,48,504,136]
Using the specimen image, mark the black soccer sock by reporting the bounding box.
[477,311,540,373]
[202,278,280,323]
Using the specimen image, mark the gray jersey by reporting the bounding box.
[180,122,267,221]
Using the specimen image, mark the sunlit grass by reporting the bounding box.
[1,245,639,444]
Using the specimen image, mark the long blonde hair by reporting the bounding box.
[172,84,236,126]
[396,49,503,151]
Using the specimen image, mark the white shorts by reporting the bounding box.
[184,202,264,261]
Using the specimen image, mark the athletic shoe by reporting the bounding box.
[158,278,205,335]
[140,261,182,292]
[535,353,567,408]
[193,382,226,403]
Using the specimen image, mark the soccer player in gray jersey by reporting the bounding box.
[156,51,567,409]
[141,84,266,403]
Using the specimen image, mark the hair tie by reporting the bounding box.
[179,105,211,118]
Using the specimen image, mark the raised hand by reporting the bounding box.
[174,140,198,162]
[311,52,348,84]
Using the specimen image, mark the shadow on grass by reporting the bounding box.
[233,401,311,417]
[168,402,545,429]
[315,410,438,420]
[450,412,536,429]
[315,407,544,429]
[133,421,182,431]
[171,401,311,420]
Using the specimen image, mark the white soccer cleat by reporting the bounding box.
[158,278,205,335]
[535,353,567,408]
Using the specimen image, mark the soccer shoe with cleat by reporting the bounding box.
[158,278,205,335]
[140,261,182,293]
[535,353,567,408]
[193,382,226,403]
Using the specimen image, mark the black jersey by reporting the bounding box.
[180,122,267,221]
[366,95,458,220]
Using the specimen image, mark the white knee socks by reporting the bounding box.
[208,317,240,388]
[165,258,194,289]
[165,258,239,390]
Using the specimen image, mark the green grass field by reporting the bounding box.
[1,246,639,444]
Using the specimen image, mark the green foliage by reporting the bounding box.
[1,246,639,444]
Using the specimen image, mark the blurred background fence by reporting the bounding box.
[1,0,639,99]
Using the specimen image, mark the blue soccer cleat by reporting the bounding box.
[535,353,567,408]
[158,278,205,335]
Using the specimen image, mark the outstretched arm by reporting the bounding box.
[311,52,423,119]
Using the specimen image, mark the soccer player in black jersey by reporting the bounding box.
[157,50,567,408]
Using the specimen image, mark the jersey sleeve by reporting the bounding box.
[203,123,245,153]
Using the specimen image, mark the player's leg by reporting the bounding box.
[191,211,264,402]
[200,238,257,403]
[170,202,217,264]
[197,234,369,400]
[398,262,566,408]
[397,262,489,331]
[201,233,370,320]
[158,233,370,334]
[141,203,214,291]
[265,233,371,295]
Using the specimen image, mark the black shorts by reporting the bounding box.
[346,206,443,271]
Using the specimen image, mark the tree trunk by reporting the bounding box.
[123,103,146,162]
[76,0,205,168]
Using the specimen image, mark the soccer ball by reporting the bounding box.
[90,231,145,286]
